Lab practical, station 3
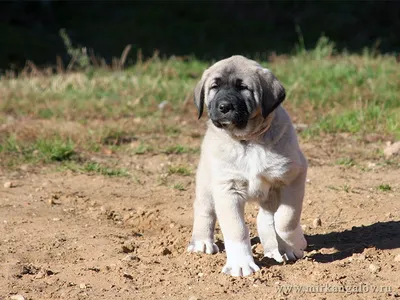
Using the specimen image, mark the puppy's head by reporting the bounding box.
[194,55,286,138]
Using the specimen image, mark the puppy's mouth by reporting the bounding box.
[212,120,232,128]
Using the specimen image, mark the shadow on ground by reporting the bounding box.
[244,221,400,266]
[306,221,400,263]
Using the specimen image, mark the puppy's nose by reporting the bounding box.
[218,101,234,114]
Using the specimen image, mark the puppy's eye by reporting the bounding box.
[210,83,219,89]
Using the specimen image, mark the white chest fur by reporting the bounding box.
[209,139,291,201]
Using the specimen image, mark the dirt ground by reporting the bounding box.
[1,123,400,300]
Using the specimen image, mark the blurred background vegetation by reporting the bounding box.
[0,0,399,71]
[1,0,399,172]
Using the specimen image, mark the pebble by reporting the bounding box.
[348,253,366,261]
[122,254,139,262]
[384,141,400,158]
[123,272,133,280]
[394,254,400,262]
[160,247,172,255]
[312,218,322,228]
[79,283,87,289]
[121,239,135,253]
[4,181,14,188]
[10,296,25,300]
[34,270,46,279]
[369,264,381,273]
[354,254,366,261]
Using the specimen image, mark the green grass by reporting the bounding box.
[378,184,392,192]
[326,185,339,191]
[2,37,398,138]
[172,183,186,191]
[1,36,399,170]
[336,157,355,167]
[167,165,192,176]
[162,144,198,155]
[35,139,75,162]
[0,135,76,165]
[62,161,129,177]
[132,143,153,155]
[82,162,129,177]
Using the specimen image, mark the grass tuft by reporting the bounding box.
[172,183,186,191]
[162,144,198,155]
[336,157,355,167]
[132,143,153,155]
[35,139,76,162]
[378,184,392,192]
[167,165,192,176]
[83,162,129,177]
[63,161,129,177]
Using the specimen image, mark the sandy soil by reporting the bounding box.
[1,131,400,300]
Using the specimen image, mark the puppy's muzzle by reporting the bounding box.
[209,89,249,129]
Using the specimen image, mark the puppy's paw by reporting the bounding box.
[264,248,288,263]
[264,246,304,263]
[187,240,219,254]
[266,226,307,262]
[222,240,260,276]
[222,260,260,277]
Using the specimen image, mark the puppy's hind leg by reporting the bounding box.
[187,169,219,255]
[273,168,308,262]
[257,188,283,262]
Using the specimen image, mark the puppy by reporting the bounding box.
[187,55,308,277]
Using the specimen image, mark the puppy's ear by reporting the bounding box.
[194,71,209,119]
[257,68,286,118]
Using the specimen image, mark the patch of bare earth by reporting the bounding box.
[1,124,400,299]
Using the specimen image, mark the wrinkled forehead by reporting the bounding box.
[206,61,259,85]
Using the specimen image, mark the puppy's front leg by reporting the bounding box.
[213,182,260,276]
[188,169,219,254]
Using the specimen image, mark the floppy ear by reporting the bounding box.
[257,68,286,118]
[194,71,209,119]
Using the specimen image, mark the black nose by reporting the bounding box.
[218,101,233,114]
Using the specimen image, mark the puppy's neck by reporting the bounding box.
[207,112,275,143]
[239,128,269,142]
